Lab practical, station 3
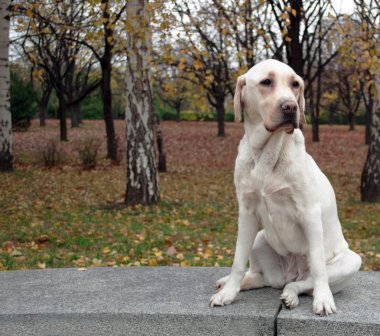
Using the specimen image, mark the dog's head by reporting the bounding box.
[234,59,306,134]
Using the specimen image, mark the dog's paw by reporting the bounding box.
[209,287,237,307]
[215,275,230,292]
[313,289,337,316]
[280,288,299,309]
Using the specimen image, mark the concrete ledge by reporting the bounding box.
[277,272,380,336]
[0,267,378,336]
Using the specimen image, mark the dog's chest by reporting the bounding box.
[253,175,308,257]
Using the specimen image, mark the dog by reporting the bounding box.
[209,59,361,316]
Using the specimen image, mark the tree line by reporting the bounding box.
[0,0,379,203]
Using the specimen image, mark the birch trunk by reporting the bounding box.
[0,0,12,171]
[361,81,380,202]
[125,0,159,205]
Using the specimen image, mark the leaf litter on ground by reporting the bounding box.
[0,120,379,271]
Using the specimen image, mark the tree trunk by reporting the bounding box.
[361,94,380,202]
[365,97,373,145]
[0,0,12,172]
[57,91,68,141]
[312,112,319,142]
[216,99,225,137]
[309,85,319,142]
[348,111,355,131]
[39,84,51,127]
[101,0,117,162]
[287,0,303,77]
[328,103,336,126]
[175,102,181,122]
[70,102,81,128]
[125,0,159,206]
[155,116,166,172]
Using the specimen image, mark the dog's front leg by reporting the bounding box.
[210,205,258,307]
[303,206,336,315]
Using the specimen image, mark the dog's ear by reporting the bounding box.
[298,78,306,126]
[234,75,246,123]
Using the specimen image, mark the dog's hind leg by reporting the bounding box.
[247,230,286,290]
[281,249,361,311]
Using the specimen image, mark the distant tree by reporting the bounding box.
[173,1,235,136]
[267,0,339,141]
[350,0,380,202]
[125,0,159,205]
[154,69,187,122]
[36,70,52,127]
[13,1,101,140]
[336,70,361,131]
[0,0,12,171]
[212,0,266,69]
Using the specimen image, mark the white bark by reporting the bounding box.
[125,0,159,205]
[0,0,12,171]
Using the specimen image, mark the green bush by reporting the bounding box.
[159,110,177,121]
[81,94,103,119]
[10,72,38,127]
[225,112,235,122]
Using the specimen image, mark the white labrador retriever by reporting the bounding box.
[209,59,361,315]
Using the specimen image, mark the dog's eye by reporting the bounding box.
[292,81,300,88]
[260,79,272,86]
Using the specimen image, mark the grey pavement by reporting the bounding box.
[0,267,378,336]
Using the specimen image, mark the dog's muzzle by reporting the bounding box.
[280,100,298,129]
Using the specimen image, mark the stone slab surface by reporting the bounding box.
[0,267,282,336]
[277,272,380,336]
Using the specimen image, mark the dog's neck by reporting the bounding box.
[244,121,272,150]
[244,122,289,188]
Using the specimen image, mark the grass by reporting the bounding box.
[0,120,379,271]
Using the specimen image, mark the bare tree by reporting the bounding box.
[267,0,339,141]
[174,1,235,136]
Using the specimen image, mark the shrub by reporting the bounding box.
[40,138,63,167]
[10,71,38,131]
[75,137,102,169]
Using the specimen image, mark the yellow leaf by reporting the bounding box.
[281,12,289,20]
[148,258,158,266]
[180,261,190,267]
[100,3,107,11]
[153,251,162,257]
[194,59,203,70]
[37,262,46,269]
[178,62,186,71]
[257,28,264,36]
[292,9,297,17]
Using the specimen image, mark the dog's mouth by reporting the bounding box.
[265,119,298,134]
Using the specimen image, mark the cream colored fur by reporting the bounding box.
[210,60,361,316]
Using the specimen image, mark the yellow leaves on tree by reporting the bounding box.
[194,59,203,70]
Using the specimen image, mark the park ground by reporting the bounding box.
[0,120,379,271]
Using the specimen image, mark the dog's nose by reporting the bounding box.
[281,101,298,114]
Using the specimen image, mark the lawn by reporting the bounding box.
[0,120,379,271]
